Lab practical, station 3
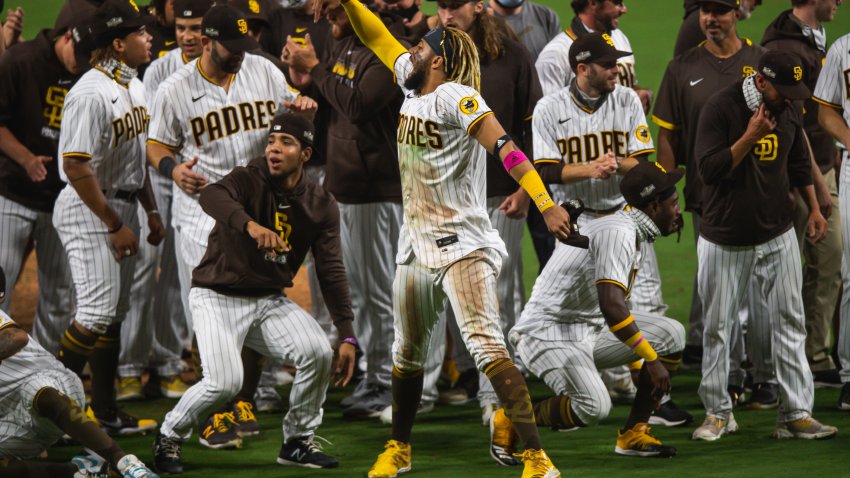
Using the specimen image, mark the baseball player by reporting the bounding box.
[535,0,652,113]
[674,0,760,56]
[312,1,572,476]
[145,0,178,63]
[494,162,685,462]
[152,113,356,474]
[814,32,850,410]
[486,0,561,60]
[118,0,212,403]
[146,4,317,444]
[692,50,836,441]
[53,0,164,435]
[0,268,158,478]
[0,14,91,355]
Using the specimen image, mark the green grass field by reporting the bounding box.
[4,0,850,476]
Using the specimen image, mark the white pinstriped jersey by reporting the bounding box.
[813,33,850,159]
[513,210,644,337]
[533,84,654,210]
[58,67,147,191]
[143,48,190,101]
[147,54,299,243]
[393,53,507,268]
[0,311,64,412]
[535,28,636,97]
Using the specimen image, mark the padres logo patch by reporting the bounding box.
[249,0,260,13]
[742,65,755,77]
[635,125,651,144]
[793,66,803,82]
[237,19,248,34]
[602,33,615,47]
[459,96,479,115]
[753,134,778,161]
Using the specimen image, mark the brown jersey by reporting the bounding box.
[193,157,354,338]
[762,10,836,174]
[652,40,764,213]
[674,0,703,57]
[696,79,811,246]
[261,7,331,65]
[0,30,83,212]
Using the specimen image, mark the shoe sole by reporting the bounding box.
[198,437,243,449]
[614,446,675,458]
[276,457,338,468]
[367,465,412,478]
[772,429,838,440]
[105,424,158,436]
[838,402,850,411]
[748,402,778,410]
[648,416,690,427]
[236,429,261,437]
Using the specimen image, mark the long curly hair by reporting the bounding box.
[443,27,481,92]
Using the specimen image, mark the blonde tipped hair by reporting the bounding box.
[443,27,481,92]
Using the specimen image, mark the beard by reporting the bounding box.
[212,46,243,74]
[764,98,788,115]
[403,58,428,92]
[588,68,615,94]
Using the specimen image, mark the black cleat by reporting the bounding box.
[276,436,339,468]
[648,400,693,427]
[153,432,183,474]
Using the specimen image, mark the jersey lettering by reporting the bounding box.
[397,114,444,149]
[43,86,68,129]
[617,62,636,89]
[189,100,277,146]
[273,211,292,251]
[110,105,148,147]
[556,131,628,164]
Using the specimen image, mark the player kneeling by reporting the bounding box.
[153,114,356,474]
[492,162,686,462]
[0,268,157,478]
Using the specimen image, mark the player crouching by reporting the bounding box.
[0,267,157,478]
[153,113,356,474]
[492,162,687,461]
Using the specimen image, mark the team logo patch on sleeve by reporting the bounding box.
[635,125,651,143]
[459,96,479,115]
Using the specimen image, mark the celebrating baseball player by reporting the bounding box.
[53,0,164,435]
[692,50,836,441]
[497,161,685,460]
[152,113,356,474]
[0,268,158,478]
[311,0,572,476]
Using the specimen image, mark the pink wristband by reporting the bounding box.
[502,150,527,171]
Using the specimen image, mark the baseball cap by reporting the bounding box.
[227,0,270,28]
[758,50,811,101]
[620,162,684,209]
[174,0,214,19]
[70,17,97,67]
[269,113,315,148]
[89,0,147,47]
[201,5,259,53]
[568,32,631,73]
[697,0,739,9]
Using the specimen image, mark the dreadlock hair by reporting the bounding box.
[89,45,120,67]
[442,26,481,92]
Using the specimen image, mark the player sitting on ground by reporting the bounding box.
[494,162,686,460]
[0,267,158,478]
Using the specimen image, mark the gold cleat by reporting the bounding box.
[367,439,411,478]
[518,449,560,478]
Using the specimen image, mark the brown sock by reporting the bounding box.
[34,387,124,466]
[235,347,265,403]
[625,364,655,430]
[391,366,423,444]
[533,396,585,429]
[0,460,77,478]
[484,358,542,450]
[58,322,97,375]
[191,337,203,381]
[89,324,120,413]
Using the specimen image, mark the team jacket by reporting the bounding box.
[762,10,836,174]
[0,30,83,212]
[193,157,354,338]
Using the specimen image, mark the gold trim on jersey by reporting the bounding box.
[62,152,93,160]
[650,115,679,131]
[0,322,17,332]
[196,60,236,87]
[533,158,560,165]
[812,96,841,109]
[564,28,577,41]
[147,138,179,151]
[569,92,597,114]
[466,111,494,135]
[628,148,655,158]
[524,114,533,122]
[182,53,190,64]
[595,279,627,291]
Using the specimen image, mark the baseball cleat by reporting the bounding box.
[276,436,339,468]
[692,413,738,441]
[152,433,183,475]
[116,454,159,478]
[72,453,109,478]
[94,408,157,436]
[517,449,560,478]
[367,439,412,478]
[747,382,779,410]
[489,408,519,466]
[772,416,838,440]
[648,400,693,427]
[254,385,285,413]
[838,383,850,411]
[117,377,143,401]
[198,412,243,450]
[230,400,260,437]
[615,422,677,457]
[159,376,189,399]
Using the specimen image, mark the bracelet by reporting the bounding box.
[107,221,123,234]
[341,337,358,347]
[158,156,176,180]
[147,209,160,216]
[609,314,634,333]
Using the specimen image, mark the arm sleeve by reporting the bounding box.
[788,111,813,188]
[147,82,183,151]
[58,92,105,160]
[651,62,682,131]
[535,37,572,97]
[592,226,636,291]
[626,90,655,157]
[813,42,844,108]
[312,199,355,339]
[436,83,494,134]
[695,100,734,185]
[342,0,408,71]
[310,53,400,124]
[532,101,564,184]
[197,168,254,231]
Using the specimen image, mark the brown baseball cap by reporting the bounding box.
[568,32,631,72]
[89,0,147,47]
[227,0,270,28]
[758,50,811,101]
[620,162,684,209]
[201,5,259,52]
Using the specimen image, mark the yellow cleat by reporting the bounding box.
[160,375,189,399]
[615,422,677,457]
[518,449,560,478]
[489,408,519,466]
[367,439,411,478]
[117,377,143,401]
[84,406,100,426]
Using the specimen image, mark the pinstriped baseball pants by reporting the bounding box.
[161,288,333,442]
[511,314,684,425]
[838,154,850,384]
[698,229,813,421]
[0,195,75,354]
